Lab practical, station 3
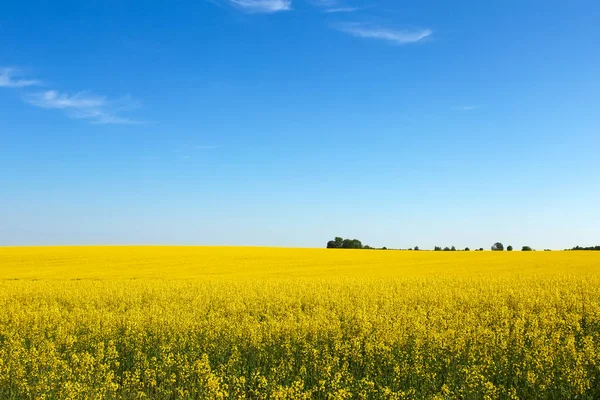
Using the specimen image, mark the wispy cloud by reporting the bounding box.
[226,0,292,13]
[25,90,143,125]
[335,23,432,44]
[0,68,41,88]
[3,66,144,125]
[310,0,359,13]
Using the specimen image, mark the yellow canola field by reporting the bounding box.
[1,246,598,280]
[1,247,600,399]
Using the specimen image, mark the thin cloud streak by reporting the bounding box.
[324,7,360,13]
[25,90,144,125]
[335,24,432,44]
[309,0,359,13]
[227,0,292,13]
[0,68,41,88]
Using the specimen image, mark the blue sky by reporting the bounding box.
[1,0,599,249]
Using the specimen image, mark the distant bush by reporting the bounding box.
[522,246,533,251]
[507,245,513,251]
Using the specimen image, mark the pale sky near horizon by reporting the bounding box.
[1,0,599,250]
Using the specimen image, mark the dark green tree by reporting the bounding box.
[342,239,363,249]
[327,237,345,248]
[491,242,504,251]
[522,246,533,251]
[450,246,456,251]
[464,247,470,251]
[507,245,513,251]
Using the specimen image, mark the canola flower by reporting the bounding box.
[0,247,599,399]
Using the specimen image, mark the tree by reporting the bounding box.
[464,247,470,251]
[434,246,442,251]
[414,246,419,251]
[342,239,362,249]
[327,237,363,249]
[443,247,451,251]
[491,242,504,251]
[479,248,484,251]
[522,246,533,251]
[451,246,456,251]
[507,245,513,251]
[327,237,345,248]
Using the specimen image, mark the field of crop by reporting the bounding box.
[1,247,599,399]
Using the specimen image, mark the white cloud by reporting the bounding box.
[3,66,144,125]
[335,23,432,44]
[309,0,359,13]
[0,68,41,88]
[25,90,143,125]
[227,0,292,13]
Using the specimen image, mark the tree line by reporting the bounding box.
[326,237,386,250]
[326,238,540,251]
[429,242,533,251]
[569,245,600,251]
